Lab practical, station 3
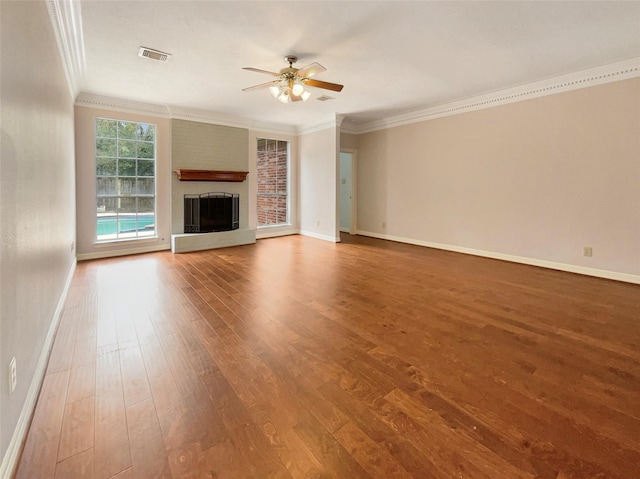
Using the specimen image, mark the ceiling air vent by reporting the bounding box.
[138,47,171,62]
[316,95,335,102]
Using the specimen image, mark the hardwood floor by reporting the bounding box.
[14,234,640,478]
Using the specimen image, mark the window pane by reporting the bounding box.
[136,178,154,195]
[118,121,138,139]
[138,197,154,214]
[137,159,154,176]
[118,159,136,176]
[118,178,135,195]
[137,142,154,158]
[277,195,287,224]
[96,198,117,240]
[97,197,117,215]
[96,158,116,176]
[277,173,287,194]
[96,139,116,157]
[97,177,117,196]
[137,198,155,237]
[96,119,117,138]
[118,197,136,213]
[118,215,138,234]
[97,216,117,238]
[138,124,155,142]
[118,140,137,158]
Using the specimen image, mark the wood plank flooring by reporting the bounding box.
[14,234,640,478]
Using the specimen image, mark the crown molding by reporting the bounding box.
[169,106,254,129]
[348,57,640,134]
[339,122,361,135]
[75,92,171,117]
[169,106,297,135]
[74,93,297,134]
[46,0,85,99]
[75,58,639,136]
[297,114,344,135]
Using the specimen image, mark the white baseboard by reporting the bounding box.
[77,243,170,261]
[0,259,77,479]
[355,230,640,285]
[300,230,341,243]
[256,226,300,239]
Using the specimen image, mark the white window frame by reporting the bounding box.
[94,117,157,243]
[257,138,290,228]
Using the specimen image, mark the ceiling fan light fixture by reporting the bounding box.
[243,56,343,105]
[291,81,305,96]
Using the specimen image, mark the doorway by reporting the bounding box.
[339,150,357,234]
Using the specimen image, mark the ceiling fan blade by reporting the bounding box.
[296,62,326,78]
[303,78,344,92]
[242,67,280,76]
[242,80,278,92]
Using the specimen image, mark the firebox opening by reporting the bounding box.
[184,192,239,233]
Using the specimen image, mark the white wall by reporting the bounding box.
[1,0,77,472]
[298,126,340,241]
[356,78,640,280]
[75,106,172,259]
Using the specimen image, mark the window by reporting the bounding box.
[95,118,156,241]
[257,138,289,226]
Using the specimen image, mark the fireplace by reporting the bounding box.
[184,192,239,233]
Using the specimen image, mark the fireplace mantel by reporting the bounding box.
[173,169,249,182]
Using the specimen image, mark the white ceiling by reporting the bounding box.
[78,1,640,128]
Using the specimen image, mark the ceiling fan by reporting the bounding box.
[242,55,344,103]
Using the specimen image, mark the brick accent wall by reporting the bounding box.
[257,138,288,226]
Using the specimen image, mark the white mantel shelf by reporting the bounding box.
[171,229,256,253]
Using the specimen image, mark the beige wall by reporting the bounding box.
[1,0,77,468]
[75,107,172,258]
[357,78,640,277]
[340,132,359,150]
[299,126,340,241]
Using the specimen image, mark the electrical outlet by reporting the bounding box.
[316,220,320,226]
[9,357,16,393]
[583,246,593,257]
[382,222,386,228]
[70,241,75,252]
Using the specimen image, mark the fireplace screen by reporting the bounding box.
[184,192,239,233]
